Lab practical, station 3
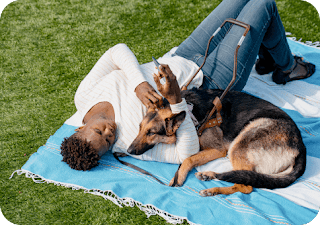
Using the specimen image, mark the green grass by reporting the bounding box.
[1,0,319,224]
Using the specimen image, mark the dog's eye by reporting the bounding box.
[95,129,102,135]
[147,131,156,136]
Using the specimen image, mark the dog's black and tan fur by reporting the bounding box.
[128,89,306,196]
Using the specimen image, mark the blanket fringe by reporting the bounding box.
[286,32,320,48]
[10,169,199,225]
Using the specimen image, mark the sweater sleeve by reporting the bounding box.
[74,43,147,119]
[108,43,147,92]
[137,99,200,164]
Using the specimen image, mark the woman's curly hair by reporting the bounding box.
[60,135,100,171]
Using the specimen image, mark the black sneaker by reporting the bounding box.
[272,56,316,84]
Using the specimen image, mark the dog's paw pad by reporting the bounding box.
[199,190,217,197]
[195,173,208,181]
[195,172,216,181]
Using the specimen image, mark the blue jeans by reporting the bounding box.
[175,0,294,91]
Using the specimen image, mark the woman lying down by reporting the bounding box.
[60,0,315,171]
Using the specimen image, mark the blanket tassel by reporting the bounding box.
[9,169,199,225]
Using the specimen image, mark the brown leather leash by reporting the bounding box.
[113,153,166,185]
[182,19,250,136]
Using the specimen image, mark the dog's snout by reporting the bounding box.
[127,145,136,155]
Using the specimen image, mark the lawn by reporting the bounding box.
[1,0,319,224]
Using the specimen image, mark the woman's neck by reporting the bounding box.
[83,101,115,124]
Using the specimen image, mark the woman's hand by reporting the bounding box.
[153,64,182,105]
[135,81,162,109]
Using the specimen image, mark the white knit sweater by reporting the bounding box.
[74,43,203,164]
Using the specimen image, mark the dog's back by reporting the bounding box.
[182,89,296,140]
[182,88,306,191]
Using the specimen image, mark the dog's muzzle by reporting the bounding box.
[127,145,136,155]
[127,141,154,155]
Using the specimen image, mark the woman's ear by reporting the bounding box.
[75,126,85,132]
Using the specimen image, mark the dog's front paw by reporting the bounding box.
[169,178,174,187]
[169,178,176,187]
[169,177,184,187]
[195,171,217,181]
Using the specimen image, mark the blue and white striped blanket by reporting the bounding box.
[11,39,320,225]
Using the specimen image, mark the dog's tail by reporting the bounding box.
[215,151,306,189]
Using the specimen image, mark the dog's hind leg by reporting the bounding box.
[195,158,255,196]
[199,184,253,196]
[169,148,227,187]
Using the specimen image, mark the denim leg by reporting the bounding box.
[210,0,294,90]
[260,1,294,71]
[175,0,250,64]
[177,0,293,91]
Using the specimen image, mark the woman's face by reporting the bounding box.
[78,115,117,156]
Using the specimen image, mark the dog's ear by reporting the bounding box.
[165,111,186,136]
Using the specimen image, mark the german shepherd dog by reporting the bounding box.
[127,89,306,196]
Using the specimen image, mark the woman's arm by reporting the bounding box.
[138,99,200,164]
[168,100,200,163]
[75,43,161,111]
[105,43,162,108]
[137,64,200,164]
[108,43,146,91]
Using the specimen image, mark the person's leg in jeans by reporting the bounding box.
[176,0,315,90]
[175,0,250,60]
[175,0,280,90]
[202,0,296,90]
[256,3,315,84]
[175,0,251,89]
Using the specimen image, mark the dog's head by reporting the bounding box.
[127,99,186,155]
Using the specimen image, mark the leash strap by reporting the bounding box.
[113,153,167,185]
[200,112,222,131]
[182,19,250,135]
[197,97,223,135]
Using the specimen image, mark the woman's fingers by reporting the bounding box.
[152,90,162,102]
[159,65,171,81]
[135,81,162,109]
[153,73,163,90]
[147,93,159,104]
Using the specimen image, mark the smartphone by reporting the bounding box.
[152,56,166,84]
[152,56,161,71]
